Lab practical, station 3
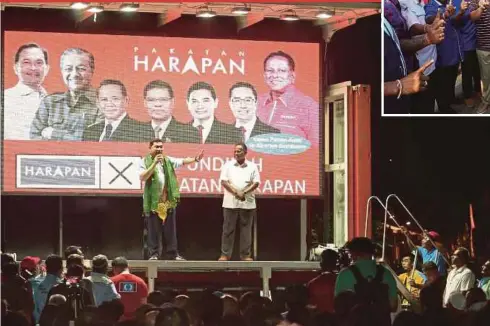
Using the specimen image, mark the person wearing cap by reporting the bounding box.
[20,256,44,293]
[443,247,475,307]
[412,231,448,276]
[111,256,148,320]
[86,254,120,307]
[33,254,63,323]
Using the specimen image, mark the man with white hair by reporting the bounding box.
[30,47,103,140]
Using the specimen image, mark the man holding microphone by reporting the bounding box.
[139,139,204,260]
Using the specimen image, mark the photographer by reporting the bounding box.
[46,264,94,320]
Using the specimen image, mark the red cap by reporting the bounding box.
[427,231,441,242]
[20,256,41,271]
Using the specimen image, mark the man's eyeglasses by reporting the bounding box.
[265,69,290,76]
[146,97,172,104]
[231,97,255,106]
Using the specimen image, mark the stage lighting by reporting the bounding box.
[196,7,217,18]
[70,2,89,10]
[316,10,334,19]
[232,6,251,15]
[280,10,299,21]
[120,3,139,12]
[87,5,104,13]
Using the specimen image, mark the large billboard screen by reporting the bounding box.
[2,31,321,196]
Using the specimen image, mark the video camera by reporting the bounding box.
[308,243,352,270]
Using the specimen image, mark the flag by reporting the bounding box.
[469,204,475,258]
[469,204,476,230]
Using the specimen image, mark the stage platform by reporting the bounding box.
[85,260,320,296]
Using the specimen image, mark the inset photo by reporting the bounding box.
[383,0,490,115]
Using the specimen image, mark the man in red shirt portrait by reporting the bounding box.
[111,257,148,320]
[257,51,319,145]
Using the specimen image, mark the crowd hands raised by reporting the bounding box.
[384,0,490,114]
[1,240,490,326]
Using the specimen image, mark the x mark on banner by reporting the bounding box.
[108,162,133,185]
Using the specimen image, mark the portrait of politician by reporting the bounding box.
[257,51,319,145]
[30,47,104,141]
[83,79,150,142]
[229,81,279,143]
[143,80,199,143]
[4,43,49,140]
[186,81,241,144]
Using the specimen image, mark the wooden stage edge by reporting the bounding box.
[81,260,321,295]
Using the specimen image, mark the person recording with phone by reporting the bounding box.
[139,139,204,261]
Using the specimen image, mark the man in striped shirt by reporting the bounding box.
[469,0,490,113]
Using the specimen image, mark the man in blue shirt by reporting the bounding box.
[426,0,469,113]
[415,231,448,276]
[86,255,120,306]
[33,255,63,323]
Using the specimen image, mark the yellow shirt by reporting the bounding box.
[399,270,426,303]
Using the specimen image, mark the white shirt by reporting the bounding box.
[399,0,437,75]
[99,112,127,142]
[235,116,257,142]
[219,159,261,209]
[138,155,184,191]
[151,118,172,139]
[4,82,47,140]
[443,265,475,306]
[192,116,214,144]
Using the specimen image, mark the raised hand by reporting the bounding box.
[400,59,434,95]
[427,11,445,44]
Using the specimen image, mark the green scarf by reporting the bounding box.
[143,154,180,216]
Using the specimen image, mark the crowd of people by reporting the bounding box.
[1,238,490,326]
[384,0,490,114]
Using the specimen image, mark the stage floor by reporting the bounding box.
[86,260,321,295]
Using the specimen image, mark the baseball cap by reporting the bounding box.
[20,256,41,271]
[427,231,441,242]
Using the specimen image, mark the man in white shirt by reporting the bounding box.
[229,82,280,143]
[143,80,198,143]
[218,143,260,261]
[4,43,49,140]
[83,79,149,142]
[186,82,241,144]
[443,247,476,306]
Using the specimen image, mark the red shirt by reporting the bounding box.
[307,272,337,314]
[111,272,148,320]
[257,85,319,146]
